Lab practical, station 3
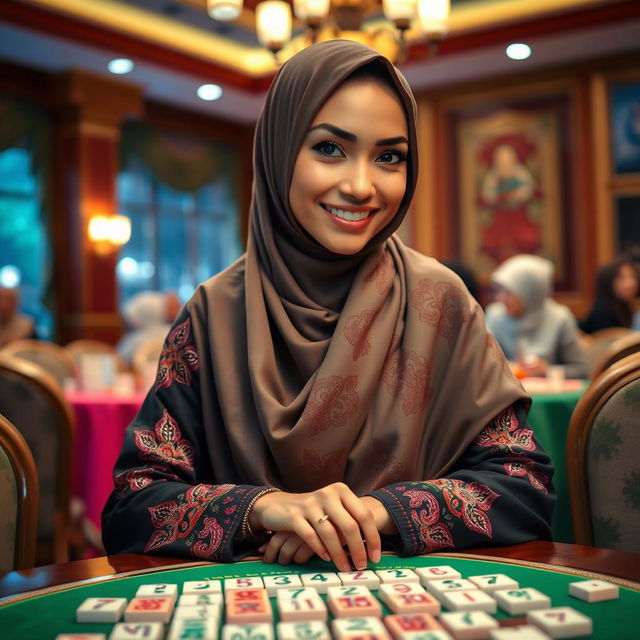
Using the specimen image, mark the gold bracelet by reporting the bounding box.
[240,487,281,541]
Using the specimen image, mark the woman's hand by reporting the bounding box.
[258,531,316,566]
[249,482,381,572]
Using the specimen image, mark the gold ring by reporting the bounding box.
[317,514,329,524]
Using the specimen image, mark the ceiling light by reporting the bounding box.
[505,43,532,60]
[197,84,223,101]
[107,58,135,74]
[207,0,243,21]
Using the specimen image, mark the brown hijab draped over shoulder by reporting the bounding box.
[193,40,528,493]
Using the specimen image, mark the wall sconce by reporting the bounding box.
[88,214,131,254]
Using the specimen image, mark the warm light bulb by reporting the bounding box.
[256,1,292,52]
[207,0,243,21]
[418,0,450,37]
[383,0,416,23]
[506,43,532,60]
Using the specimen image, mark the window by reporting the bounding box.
[0,145,52,338]
[116,154,242,306]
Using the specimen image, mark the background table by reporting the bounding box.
[527,383,586,544]
[1,542,638,639]
[66,390,146,530]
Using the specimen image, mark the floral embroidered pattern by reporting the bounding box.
[410,280,470,339]
[505,454,549,494]
[145,484,233,555]
[301,375,359,435]
[473,405,535,452]
[300,448,347,487]
[156,317,199,390]
[134,410,196,470]
[406,490,454,551]
[364,250,394,295]
[115,467,159,498]
[382,335,431,416]
[344,309,377,361]
[362,440,405,488]
[428,478,499,538]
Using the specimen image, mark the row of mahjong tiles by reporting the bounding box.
[58,566,619,640]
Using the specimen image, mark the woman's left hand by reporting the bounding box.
[259,531,316,565]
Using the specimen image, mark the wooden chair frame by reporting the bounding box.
[1,339,76,381]
[65,339,128,373]
[0,353,75,563]
[0,411,39,570]
[566,351,640,546]
[589,332,640,381]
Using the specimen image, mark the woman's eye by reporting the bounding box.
[377,150,407,165]
[312,141,345,157]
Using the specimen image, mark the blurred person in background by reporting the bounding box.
[116,291,181,365]
[579,255,640,334]
[0,286,36,347]
[485,254,587,379]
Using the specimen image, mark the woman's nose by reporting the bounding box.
[339,159,375,201]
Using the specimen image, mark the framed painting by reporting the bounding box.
[610,82,640,175]
[449,94,575,289]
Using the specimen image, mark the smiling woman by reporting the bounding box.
[102,40,555,572]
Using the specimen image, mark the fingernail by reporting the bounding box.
[356,563,367,571]
[373,550,381,563]
[322,553,331,562]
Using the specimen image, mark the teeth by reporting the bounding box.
[324,205,371,221]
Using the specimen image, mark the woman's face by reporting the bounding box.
[613,263,639,301]
[496,286,525,317]
[289,77,409,255]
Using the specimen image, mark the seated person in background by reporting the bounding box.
[579,256,640,334]
[485,254,587,379]
[116,290,181,365]
[0,286,35,348]
[102,41,554,571]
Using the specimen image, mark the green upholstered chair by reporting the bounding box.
[0,411,39,571]
[0,353,74,564]
[567,352,640,552]
[1,339,76,387]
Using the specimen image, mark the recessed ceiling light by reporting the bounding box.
[505,43,532,60]
[108,58,135,74]
[197,83,223,101]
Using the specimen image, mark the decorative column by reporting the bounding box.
[51,70,142,344]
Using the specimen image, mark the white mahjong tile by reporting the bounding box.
[222,623,274,640]
[173,603,221,621]
[494,589,551,615]
[467,575,519,594]
[178,593,223,609]
[301,572,342,593]
[568,579,619,603]
[56,635,107,640]
[398,633,454,640]
[425,579,477,600]
[109,622,164,640]
[183,580,222,596]
[167,617,218,640]
[124,597,175,623]
[328,585,374,598]
[415,566,462,585]
[439,611,499,640]
[527,607,593,638]
[277,620,332,640]
[328,586,381,618]
[263,574,303,596]
[338,570,381,589]
[378,583,440,615]
[225,577,264,591]
[383,612,445,639]
[332,616,391,640]
[76,597,128,623]
[135,583,179,600]
[441,590,497,614]
[376,569,421,584]
[226,588,272,624]
[277,587,327,622]
[489,626,552,640]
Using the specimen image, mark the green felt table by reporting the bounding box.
[528,387,585,543]
[1,551,637,639]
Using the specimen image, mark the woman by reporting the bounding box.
[485,255,587,379]
[103,41,554,571]
[579,256,640,334]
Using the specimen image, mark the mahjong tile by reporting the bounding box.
[277,587,327,622]
[439,610,499,640]
[76,597,127,623]
[225,577,264,591]
[332,616,391,640]
[226,588,272,624]
[527,607,592,638]
[124,597,174,623]
[425,579,477,600]
[263,574,303,596]
[182,580,222,596]
[384,612,444,639]
[415,567,462,585]
[338,570,381,589]
[301,572,342,593]
[378,583,440,615]
[467,575,519,594]
[167,617,218,640]
[489,626,552,639]
[494,588,551,615]
[441,590,496,614]
[277,620,332,640]
[109,622,164,640]
[376,569,420,584]
[568,579,619,603]
[328,586,381,618]
[221,623,273,640]
[135,583,178,601]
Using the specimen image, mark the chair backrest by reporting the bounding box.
[1,339,76,387]
[65,339,128,374]
[581,327,634,379]
[0,411,38,571]
[132,335,165,384]
[589,332,640,381]
[0,353,74,564]
[567,352,640,552]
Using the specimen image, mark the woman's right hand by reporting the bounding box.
[248,482,381,572]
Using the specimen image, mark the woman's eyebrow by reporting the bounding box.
[376,136,409,146]
[308,123,356,142]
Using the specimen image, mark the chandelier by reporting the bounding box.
[206,0,450,64]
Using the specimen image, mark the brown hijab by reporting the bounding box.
[193,40,528,493]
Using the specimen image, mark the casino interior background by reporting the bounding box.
[0,0,640,344]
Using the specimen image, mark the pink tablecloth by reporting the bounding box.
[66,390,146,530]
